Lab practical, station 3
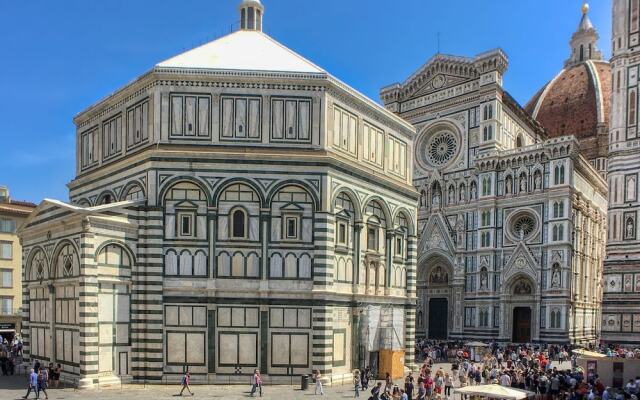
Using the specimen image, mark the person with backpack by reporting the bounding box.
[370,382,383,400]
[179,370,193,396]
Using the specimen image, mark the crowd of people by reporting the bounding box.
[0,333,23,376]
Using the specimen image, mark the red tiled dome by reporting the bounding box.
[525,60,610,160]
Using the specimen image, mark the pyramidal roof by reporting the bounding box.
[157,30,326,74]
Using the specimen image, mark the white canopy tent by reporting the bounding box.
[455,384,535,400]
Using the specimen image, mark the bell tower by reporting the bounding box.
[239,0,264,32]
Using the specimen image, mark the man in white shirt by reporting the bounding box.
[500,372,511,387]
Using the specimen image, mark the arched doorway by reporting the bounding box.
[506,277,536,343]
[417,258,453,339]
[512,307,531,342]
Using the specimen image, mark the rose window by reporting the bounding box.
[427,132,457,167]
[511,214,536,240]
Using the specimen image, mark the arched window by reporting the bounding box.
[482,177,492,196]
[552,225,558,241]
[558,224,564,240]
[516,135,523,148]
[554,165,565,185]
[231,208,247,239]
[559,165,565,183]
[553,201,564,218]
[579,44,584,62]
[488,105,493,119]
[483,105,488,120]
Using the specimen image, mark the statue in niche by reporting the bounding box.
[432,186,441,207]
[459,185,466,202]
[417,304,423,327]
[470,183,477,200]
[480,268,488,290]
[448,187,455,204]
[628,176,637,202]
[519,175,527,192]
[513,279,532,295]
[505,176,512,194]
[551,265,561,288]
[430,266,449,284]
[626,218,635,239]
[534,172,542,190]
[420,190,427,207]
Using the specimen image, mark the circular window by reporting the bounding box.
[426,131,458,167]
[510,212,537,240]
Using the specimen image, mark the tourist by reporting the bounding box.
[52,364,61,389]
[22,368,38,399]
[354,369,361,398]
[37,367,49,400]
[314,369,324,395]
[384,372,394,394]
[362,366,371,390]
[179,370,193,396]
[405,373,414,400]
[371,382,383,400]
[444,372,453,397]
[250,369,262,397]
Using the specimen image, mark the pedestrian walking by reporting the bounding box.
[37,368,49,400]
[250,369,262,397]
[179,370,193,396]
[354,369,361,398]
[22,368,38,399]
[314,369,324,395]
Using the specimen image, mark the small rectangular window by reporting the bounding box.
[337,222,347,246]
[367,227,377,251]
[0,269,11,288]
[284,215,299,240]
[177,213,194,237]
[395,237,403,256]
[0,219,16,233]
[0,242,12,260]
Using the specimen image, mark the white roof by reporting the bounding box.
[157,30,325,74]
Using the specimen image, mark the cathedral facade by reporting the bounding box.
[18,1,417,387]
[380,48,607,344]
[601,0,640,344]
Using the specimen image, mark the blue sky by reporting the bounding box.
[0,0,611,203]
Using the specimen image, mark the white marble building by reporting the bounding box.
[601,0,640,345]
[18,0,417,387]
[381,48,607,344]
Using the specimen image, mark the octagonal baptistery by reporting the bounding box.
[525,4,610,178]
[18,0,418,388]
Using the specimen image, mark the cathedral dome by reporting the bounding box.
[524,3,610,168]
[525,60,610,140]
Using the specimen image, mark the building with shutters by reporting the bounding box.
[0,186,35,342]
[18,0,417,387]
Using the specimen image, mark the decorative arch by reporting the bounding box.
[26,247,49,282]
[331,187,363,221]
[417,252,454,283]
[504,274,536,296]
[75,198,91,207]
[96,190,117,205]
[51,240,80,279]
[158,176,211,206]
[266,180,320,212]
[393,208,416,236]
[213,178,264,208]
[362,196,393,226]
[95,241,134,278]
[120,181,146,201]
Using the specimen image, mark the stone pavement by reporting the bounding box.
[0,361,573,400]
